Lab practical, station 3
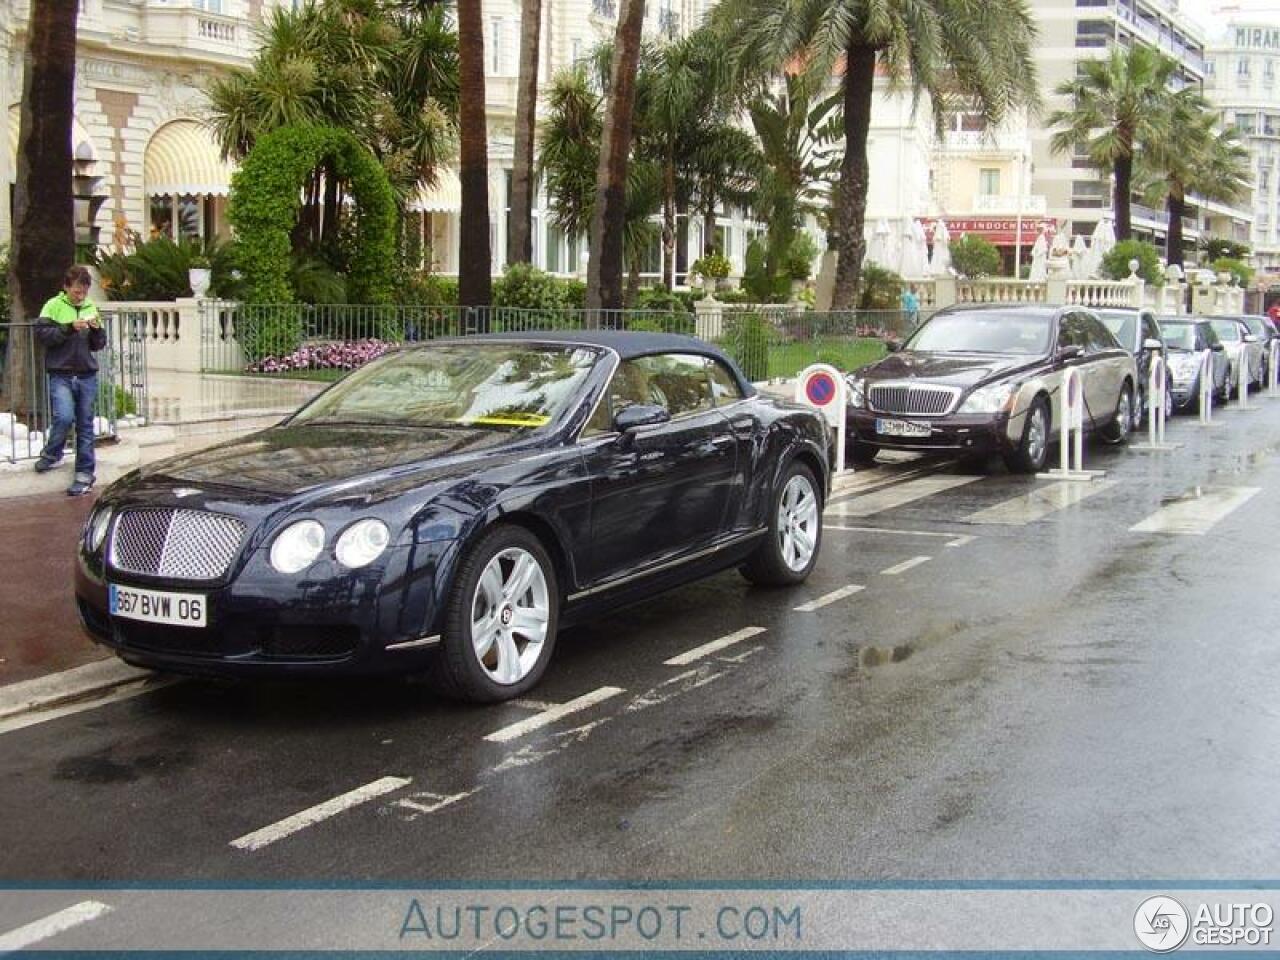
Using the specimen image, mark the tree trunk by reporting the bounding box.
[585,0,646,317]
[457,0,493,310]
[1166,189,1186,267]
[1114,148,1133,242]
[831,44,876,311]
[320,161,340,257]
[661,155,676,289]
[5,0,79,419]
[702,199,716,257]
[508,0,541,266]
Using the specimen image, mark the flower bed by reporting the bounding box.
[245,339,394,374]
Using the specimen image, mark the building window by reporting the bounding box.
[1071,180,1109,209]
[149,196,173,240]
[489,18,504,75]
[1236,112,1258,133]
[1238,57,1251,77]
[1075,19,1111,47]
[978,169,1001,196]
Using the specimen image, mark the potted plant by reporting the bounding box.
[690,252,731,299]
[188,253,212,299]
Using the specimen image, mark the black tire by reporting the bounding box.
[436,524,559,703]
[1002,396,1050,474]
[846,441,879,468]
[1219,366,1233,403]
[741,461,822,587]
[1163,375,1174,421]
[1099,382,1133,445]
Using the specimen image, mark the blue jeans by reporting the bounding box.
[42,373,97,476]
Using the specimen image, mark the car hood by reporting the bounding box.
[858,351,1040,389]
[140,423,522,498]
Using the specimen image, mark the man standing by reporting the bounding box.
[33,264,106,496]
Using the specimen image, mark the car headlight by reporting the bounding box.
[335,519,390,569]
[270,520,326,574]
[959,382,1017,414]
[846,377,866,408]
[86,505,113,553]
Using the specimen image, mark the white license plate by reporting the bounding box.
[109,584,207,628]
[875,418,931,438]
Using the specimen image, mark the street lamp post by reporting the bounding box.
[1014,148,1028,277]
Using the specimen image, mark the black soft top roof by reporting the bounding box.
[466,329,758,395]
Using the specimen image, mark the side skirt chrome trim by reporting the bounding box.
[567,528,767,603]
[386,635,441,652]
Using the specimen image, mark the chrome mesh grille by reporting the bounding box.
[111,509,246,580]
[869,384,958,416]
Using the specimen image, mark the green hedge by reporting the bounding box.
[228,125,397,305]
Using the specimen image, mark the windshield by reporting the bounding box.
[1241,316,1266,337]
[1160,324,1198,351]
[903,311,1052,355]
[291,343,602,430]
[1097,311,1137,350]
[1210,319,1241,342]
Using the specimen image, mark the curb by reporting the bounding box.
[0,658,155,721]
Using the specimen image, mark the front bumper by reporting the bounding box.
[74,539,460,678]
[847,407,1022,454]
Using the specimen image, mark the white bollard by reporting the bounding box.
[1198,350,1215,425]
[1148,355,1166,447]
[1038,366,1103,480]
[1237,351,1254,410]
[1269,339,1280,398]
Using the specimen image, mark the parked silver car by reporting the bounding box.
[1158,317,1230,412]
[1209,317,1264,392]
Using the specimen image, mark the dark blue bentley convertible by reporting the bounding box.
[76,331,832,702]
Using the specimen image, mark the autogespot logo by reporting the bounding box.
[1135,896,1190,952]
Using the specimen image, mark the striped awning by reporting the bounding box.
[144,120,235,197]
[410,168,462,213]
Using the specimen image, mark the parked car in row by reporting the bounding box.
[1097,307,1172,427]
[1153,317,1229,412]
[1208,317,1264,393]
[76,332,833,702]
[1237,315,1279,385]
[844,304,1137,473]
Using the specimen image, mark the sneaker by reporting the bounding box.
[33,457,60,473]
[67,473,95,497]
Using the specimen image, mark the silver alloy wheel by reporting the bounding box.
[1025,406,1047,467]
[1163,379,1174,421]
[778,473,819,572]
[469,547,550,685]
[1115,389,1131,439]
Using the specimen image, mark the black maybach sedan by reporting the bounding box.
[76,332,832,702]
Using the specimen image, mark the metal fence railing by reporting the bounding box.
[199,301,919,384]
[0,312,149,464]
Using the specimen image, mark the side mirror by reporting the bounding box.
[614,403,670,434]
[1142,338,1163,352]
[1056,345,1084,361]
[1244,334,1259,344]
[883,338,902,353]
[1211,342,1225,353]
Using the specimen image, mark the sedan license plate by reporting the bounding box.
[875,418,931,438]
[109,584,206,628]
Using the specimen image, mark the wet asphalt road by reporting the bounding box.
[3,399,1280,885]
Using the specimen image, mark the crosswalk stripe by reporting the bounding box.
[1129,486,1261,536]
[964,479,1118,526]
[827,474,981,518]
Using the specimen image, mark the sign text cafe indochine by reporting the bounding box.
[920,217,1058,246]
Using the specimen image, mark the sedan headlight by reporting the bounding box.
[846,377,866,408]
[959,382,1017,414]
[86,505,113,553]
[270,520,326,574]
[335,519,390,569]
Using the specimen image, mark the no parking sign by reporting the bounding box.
[795,363,847,472]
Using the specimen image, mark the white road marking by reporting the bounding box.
[0,678,176,737]
[827,474,981,518]
[964,479,1117,525]
[720,645,766,664]
[794,584,865,612]
[664,627,767,666]
[483,687,624,744]
[880,555,931,576]
[492,720,608,772]
[625,666,725,713]
[389,788,479,820]
[822,524,975,548]
[1129,486,1261,536]
[229,776,412,851]
[0,901,112,952]
[509,698,558,712]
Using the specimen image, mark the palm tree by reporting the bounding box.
[508,0,542,265]
[1140,94,1251,266]
[456,0,492,307]
[715,0,1039,309]
[687,123,760,257]
[5,0,79,416]
[1049,45,1179,243]
[585,0,647,314]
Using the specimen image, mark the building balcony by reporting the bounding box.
[141,4,245,60]
[972,194,1047,215]
[942,130,1028,154]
